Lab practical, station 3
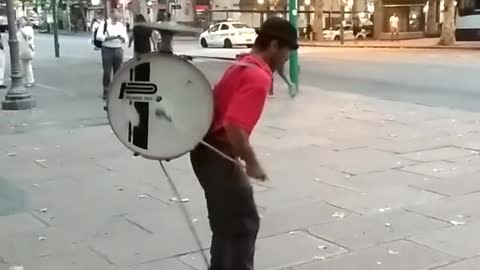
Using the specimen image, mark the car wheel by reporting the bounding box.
[357,35,363,40]
[224,39,233,48]
[200,38,208,48]
[334,36,340,41]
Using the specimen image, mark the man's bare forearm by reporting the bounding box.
[104,36,118,41]
[224,123,259,165]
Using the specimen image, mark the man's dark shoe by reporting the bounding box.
[0,85,7,89]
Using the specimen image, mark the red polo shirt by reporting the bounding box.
[208,54,273,140]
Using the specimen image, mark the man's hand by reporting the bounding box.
[117,35,126,43]
[245,160,267,181]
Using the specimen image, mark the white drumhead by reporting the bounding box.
[107,53,213,160]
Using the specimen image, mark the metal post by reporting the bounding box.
[52,0,59,57]
[2,0,36,110]
[104,0,109,18]
[288,0,299,88]
[340,0,345,44]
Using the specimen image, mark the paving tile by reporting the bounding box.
[292,240,457,270]
[344,169,434,191]
[123,202,212,250]
[402,161,480,178]
[372,136,453,154]
[35,247,116,270]
[454,139,480,151]
[409,221,480,258]
[259,200,357,238]
[309,209,448,250]
[0,177,31,216]
[423,119,480,137]
[0,226,106,270]
[329,186,443,215]
[411,172,480,196]
[180,231,347,270]
[25,174,170,230]
[89,215,199,266]
[255,181,358,213]
[375,121,449,142]
[0,213,46,235]
[325,148,416,175]
[399,147,474,162]
[406,193,480,224]
[1,245,116,270]
[434,256,480,270]
[127,257,193,270]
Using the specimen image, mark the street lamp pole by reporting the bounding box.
[2,0,36,110]
[340,0,345,44]
[288,0,299,89]
[52,0,60,57]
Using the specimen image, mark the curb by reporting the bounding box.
[299,43,480,51]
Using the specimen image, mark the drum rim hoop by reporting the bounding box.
[106,52,213,161]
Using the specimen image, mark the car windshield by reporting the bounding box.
[232,23,250,29]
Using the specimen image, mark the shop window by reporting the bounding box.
[408,6,423,31]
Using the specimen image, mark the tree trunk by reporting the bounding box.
[426,0,437,36]
[313,0,324,41]
[439,0,455,45]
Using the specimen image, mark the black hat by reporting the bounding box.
[256,17,299,50]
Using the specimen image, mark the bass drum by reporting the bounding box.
[107,53,213,161]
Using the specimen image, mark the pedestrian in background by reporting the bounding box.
[128,14,153,56]
[17,16,35,88]
[389,13,400,41]
[0,34,7,89]
[305,24,313,40]
[95,8,128,100]
[128,14,153,82]
[153,13,173,53]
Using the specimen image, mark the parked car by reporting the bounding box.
[199,20,257,48]
[323,24,367,40]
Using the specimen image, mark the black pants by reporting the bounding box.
[101,47,123,93]
[190,140,260,270]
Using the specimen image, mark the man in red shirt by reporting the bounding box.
[190,17,298,270]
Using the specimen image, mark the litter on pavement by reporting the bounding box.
[388,250,399,255]
[332,212,346,219]
[170,197,190,203]
[450,220,467,226]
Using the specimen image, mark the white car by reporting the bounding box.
[323,24,367,40]
[200,22,257,48]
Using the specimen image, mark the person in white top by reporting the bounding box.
[17,16,35,88]
[389,13,400,41]
[0,33,7,89]
[95,8,128,99]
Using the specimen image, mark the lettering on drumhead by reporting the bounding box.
[124,96,154,101]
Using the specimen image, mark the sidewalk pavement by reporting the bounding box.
[2,58,480,270]
[300,38,480,50]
